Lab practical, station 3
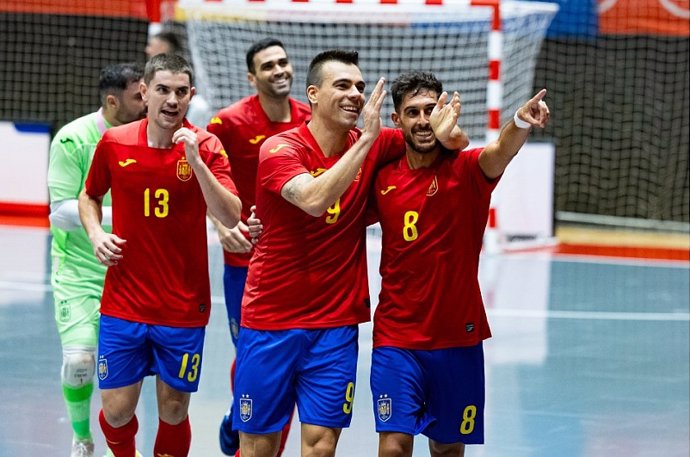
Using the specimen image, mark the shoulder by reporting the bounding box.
[212,95,258,122]
[291,98,311,118]
[51,112,98,146]
[102,120,143,146]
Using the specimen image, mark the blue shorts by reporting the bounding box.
[370,344,485,445]
[233,326,359,433]
[222,265,248,347]
[97,315,206,392]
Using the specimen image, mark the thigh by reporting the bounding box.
[98,315,151,389]
[233,328,302,434]
[370,347,432,436]
[222,265,247,347]
[150,324,206,393]
[297,326,359,429]
[55,294,100,347]
[423,344,485,445]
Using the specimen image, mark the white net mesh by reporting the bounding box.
[179,0,557,140]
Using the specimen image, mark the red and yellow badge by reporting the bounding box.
[177,158,193,182]
[426,176,438,196]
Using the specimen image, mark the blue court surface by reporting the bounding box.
[0,224,687,457]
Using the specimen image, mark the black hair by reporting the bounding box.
[390,71,443,113]
[246,38,286,73]
[144,53,194,86]
[306,49,359,88]
[98,62,144,105]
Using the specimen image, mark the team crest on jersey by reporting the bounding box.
[177,158,193,182]
[239,394,253,422]
[98,356,108,381]
[377,394,392,422]
[426,176,438,196]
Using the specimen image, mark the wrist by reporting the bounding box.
[513,111,531,129]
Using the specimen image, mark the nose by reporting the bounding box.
[165,91,178,106]
[418,111,431,126]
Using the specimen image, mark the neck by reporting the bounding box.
[406,148,440,169]
[258,93,292,123]
[100,106,118,127]
[307,116,349,158]
[146,120,177,148]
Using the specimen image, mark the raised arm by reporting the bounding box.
[172,127,242,228]
[479,89,550,179]
[280,78,387,217]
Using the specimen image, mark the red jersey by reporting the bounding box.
[241,123,405,330]
[371,148,497,350]
[85,119,238,327]
[207,95,311,267]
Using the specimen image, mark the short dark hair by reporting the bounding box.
[98,62,144,105]
[152,31,183,55]
[306,49,359,88]
[246,38,286,73]
[390,71,443,112]
[144,53,194,86]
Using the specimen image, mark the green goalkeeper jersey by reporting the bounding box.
[48,110,112,300]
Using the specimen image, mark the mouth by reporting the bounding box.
[413,129,434,141]
[341,105,360,117]
[160,108,179,120]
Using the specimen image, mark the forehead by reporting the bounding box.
[400,89,438,110]
[253,45,288,67]
[319,60,363,85]
[149,70,190,88]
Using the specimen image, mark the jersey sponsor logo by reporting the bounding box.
[249,134,266,145]
[377,394,392,422]
[239,394,253,422]
[97,356,108,381]
[310,167,327,177]
[269,143,289,154]
[118,158,137,168]
[59,137,74,145]
[380,185,396,195]
[210,116,223,125]
[177,158,193,182]
[465,322,475,333]
[426,176,438,196]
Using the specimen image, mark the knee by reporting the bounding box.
[303,431,339,457]
[428,440,465,457]
[378,433,413,457]
[61,347,96,387]
[158,394,191,424]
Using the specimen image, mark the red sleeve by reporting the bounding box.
[84,136,111,198]
[201,133,238,196]
[258,136,309,197]
[462,148,500,196]
[374,128,406,167]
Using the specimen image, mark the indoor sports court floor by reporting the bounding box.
[0,221,688,457]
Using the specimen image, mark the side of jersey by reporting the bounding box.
[85,119,238,327]
[48,111,111,299]
[242,124,405,330]
[372,148,496,349]
[207,95,311,267]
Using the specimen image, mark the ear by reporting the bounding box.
[190,86,196,98]
[105,94,119,111]
[247,72,256,89]
[306,85,318,105]
[140,81,149,103]
[391,111,401,128]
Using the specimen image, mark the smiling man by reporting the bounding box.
[231,50,468,457]
[205,38,311,457]
[78,53,241,457]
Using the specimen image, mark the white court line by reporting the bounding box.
[488,308,690,321]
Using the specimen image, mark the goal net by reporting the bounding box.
[177,0,558,141]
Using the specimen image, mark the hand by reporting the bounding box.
[430,91,460,143]
[217,222,252,254]
[172,127,201,165]
[360,77,386,141]
[90,231,126,266]
[246,205,263,245]
[515,89,550,129]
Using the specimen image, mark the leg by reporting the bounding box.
[239,431,282,457]
[378,432,414,457]
[100,382,143,457]
[428,440,465,457]
[54,294,100,456]
[220,265,248,455]
[154,377,193,456]
[301,424,341,457]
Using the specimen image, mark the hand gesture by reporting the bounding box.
[430,91,461,144]
[217,222,252,254]
[172,127,201,165]
[360,77,386,141]
[246,205,263,245]
[515,89,550,129]
[90,231,126,266]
